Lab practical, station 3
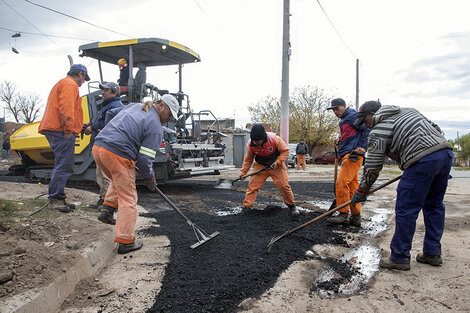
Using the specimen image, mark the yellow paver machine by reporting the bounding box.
[10,38,232,183]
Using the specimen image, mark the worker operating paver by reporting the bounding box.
[240,125,299,216]
[92,95,179,254]
[351,100,453,270]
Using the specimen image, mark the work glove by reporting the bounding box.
[144,176,157,192]
[351,188,368,205]
[348,154,360,162]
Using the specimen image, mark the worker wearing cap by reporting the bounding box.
[38,64,90,213]
[117,58,129,86]
[92,94,179,254]
[351,101,453,270]
[240,125,299,216]
[84,82,123,209]
[296,138,308,170]
[327,98,370,227]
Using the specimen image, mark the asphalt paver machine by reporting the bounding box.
[10,38,232,183]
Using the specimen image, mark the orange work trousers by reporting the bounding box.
[243,162,295,208]
[296,154,306,170]
[336,153,364,215]
[92,145,137,244]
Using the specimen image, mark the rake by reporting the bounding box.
[154,186,219,249]
[267,175,402,252]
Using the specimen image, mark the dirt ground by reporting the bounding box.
[0,160,469,313]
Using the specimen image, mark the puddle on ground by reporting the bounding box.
[306,200,334,211]
[313,206,393,297]
[361,208,393,236]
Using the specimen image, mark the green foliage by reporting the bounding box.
[449,133,470,164]
[248,85,339,150]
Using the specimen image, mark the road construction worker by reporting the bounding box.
[38,64,90,213]
[351,101,453,270]
[295,138,308,170]
[240,125,299,216]
[326,98,370,227]
[117,58,129,86]
[84,82,123,209]
[92,94,179,254]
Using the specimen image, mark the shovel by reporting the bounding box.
[215,165,271,190]
[328,143,339,210]
[267,175,402,252]
[154,186,219,249]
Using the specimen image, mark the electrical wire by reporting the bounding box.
[0,26,94,41]
[1,0,69,54]
[315,0,356,58]
[25,0,133,39]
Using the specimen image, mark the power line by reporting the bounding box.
[1,0,69,54]
[25,0,133,39]
[315,0,356,58]
[0,26,94,41]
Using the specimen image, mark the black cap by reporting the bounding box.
[327,98,346,110]
[354,101,382,126]
[250,124,267,141]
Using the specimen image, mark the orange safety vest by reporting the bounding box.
[248,132,280,166]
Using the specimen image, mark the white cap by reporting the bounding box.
[161,94,179,120]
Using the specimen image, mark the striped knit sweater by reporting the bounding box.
[359,105,452,192]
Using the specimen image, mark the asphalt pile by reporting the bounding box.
[141,180,348,313]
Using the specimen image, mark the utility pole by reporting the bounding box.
[355,59,359,110]
[280,0,290,144]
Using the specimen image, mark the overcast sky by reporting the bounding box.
[1,0,469,140]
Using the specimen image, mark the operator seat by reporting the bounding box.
[134,63,147,99]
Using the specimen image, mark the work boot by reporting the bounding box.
[98,205,116,225]
[118,239,143,254]
[288,204,300,216]
[349,215,361,227]
[63,199,76,210]
[88,197,104,210]
[49,198,73,213]
[379,258,410,271]
[328,212,349,226]
[241,206,251,213]
[416,253,442,266]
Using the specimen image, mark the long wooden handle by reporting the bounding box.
[268,175,402,249]
[241,165,271,179]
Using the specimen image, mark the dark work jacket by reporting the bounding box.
[91,96,123,133]
[296,142,308,155]
[2,140,10,150]
[119,65,129,86]
[338,107,370,157]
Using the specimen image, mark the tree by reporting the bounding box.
[450,133,470,166]
[248,85,339,151]
[0,80,43,123]
[0,81,20,122]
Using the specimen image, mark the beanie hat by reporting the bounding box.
[250,125,267,141]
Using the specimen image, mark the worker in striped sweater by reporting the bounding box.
[352,100,453,271]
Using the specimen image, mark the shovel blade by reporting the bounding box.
[190,231,220,249]
[328,199,337,211]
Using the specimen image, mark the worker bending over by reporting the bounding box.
[92,95,179,254]
[351,101,453,270]
[240,125,299,216]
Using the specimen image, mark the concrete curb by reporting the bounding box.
[1,228,115,313]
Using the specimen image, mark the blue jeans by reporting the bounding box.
[390,148,454,264]
[43,130,76,199]
[1,149,9,160]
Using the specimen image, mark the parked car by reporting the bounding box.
[287,143,312,168]
[314,152,341,164]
